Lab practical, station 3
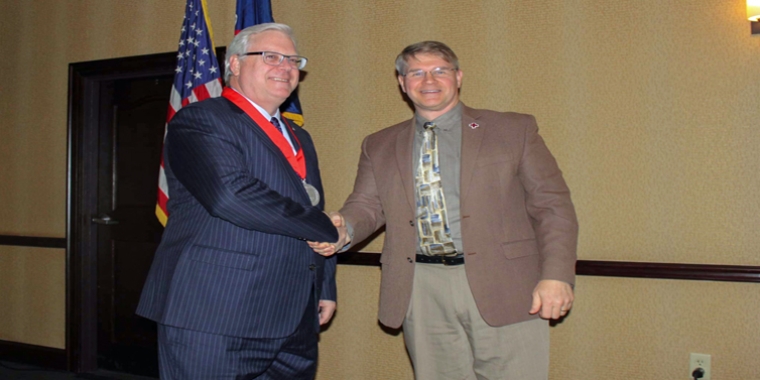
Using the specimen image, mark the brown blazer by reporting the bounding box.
[340,104,578,329]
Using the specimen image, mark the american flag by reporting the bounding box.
[236,0,304,126]
[156,0,223,226]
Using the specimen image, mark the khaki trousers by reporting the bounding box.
[403,263,549,380]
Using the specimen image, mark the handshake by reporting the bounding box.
[308,212,351,257]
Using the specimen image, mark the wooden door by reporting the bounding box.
[68,49,224,377]
[92,76,170,377]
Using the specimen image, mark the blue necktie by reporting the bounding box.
[271,117,295,153]
[270,117,285,137]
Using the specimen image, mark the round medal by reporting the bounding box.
[304,182,320,206]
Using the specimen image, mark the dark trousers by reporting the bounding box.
[157,294,318,380]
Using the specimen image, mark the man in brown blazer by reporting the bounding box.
[313,41,578,379]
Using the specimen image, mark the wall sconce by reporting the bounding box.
[749,0,760,34]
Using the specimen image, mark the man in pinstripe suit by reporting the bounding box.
[137,23,347,379]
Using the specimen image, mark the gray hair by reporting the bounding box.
[395,41,459,76]
[224,23,298,84]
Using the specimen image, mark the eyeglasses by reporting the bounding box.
[240,51,308,70]
[403,67,457,80]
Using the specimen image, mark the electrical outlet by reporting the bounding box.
[689,353,711,380]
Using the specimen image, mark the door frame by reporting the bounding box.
[67,49,223,373]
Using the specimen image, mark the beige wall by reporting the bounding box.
[0,247,65,348]
[1,0,759,378]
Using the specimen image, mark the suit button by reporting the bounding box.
[409,220,414,226]
[309,264,316,271]
[407,257,413,263]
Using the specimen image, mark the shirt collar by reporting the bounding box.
[415,102,463,132]
[231,88,281,122]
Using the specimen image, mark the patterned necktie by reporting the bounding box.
[416,122,457,256]
[271,117,295,152]
[270,117,285,136]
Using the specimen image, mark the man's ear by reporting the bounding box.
[229,55,241,77]
[398,75,407,93]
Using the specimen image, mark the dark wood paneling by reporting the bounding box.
[0,235,66,249]
[577,260,760,283]
[337,252,760,283]
[336,251,381,266]
[2,230,752,283]
[0,340,66,370]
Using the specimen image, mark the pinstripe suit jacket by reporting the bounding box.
[137,96,338,339]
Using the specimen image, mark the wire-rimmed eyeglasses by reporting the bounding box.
[403,67,457,80]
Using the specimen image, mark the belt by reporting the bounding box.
[415,253,465,266]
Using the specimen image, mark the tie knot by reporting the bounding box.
[270,117,281,128]
[423,122,436,131]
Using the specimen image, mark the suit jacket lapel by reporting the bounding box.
[227,100,310,204]
[395,119,417,212]
[461,106,485,200]
[226,99,286,159]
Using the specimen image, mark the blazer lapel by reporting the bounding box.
[226,99,286,159]
[460,106,485,200]
[227,101,309,204]
[395,119,417,212]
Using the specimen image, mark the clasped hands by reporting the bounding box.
[308,212,350,256]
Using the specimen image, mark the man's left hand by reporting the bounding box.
[529,280,574,320]
[318,300,337,325]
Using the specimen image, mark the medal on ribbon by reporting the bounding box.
[303,181,320,206]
